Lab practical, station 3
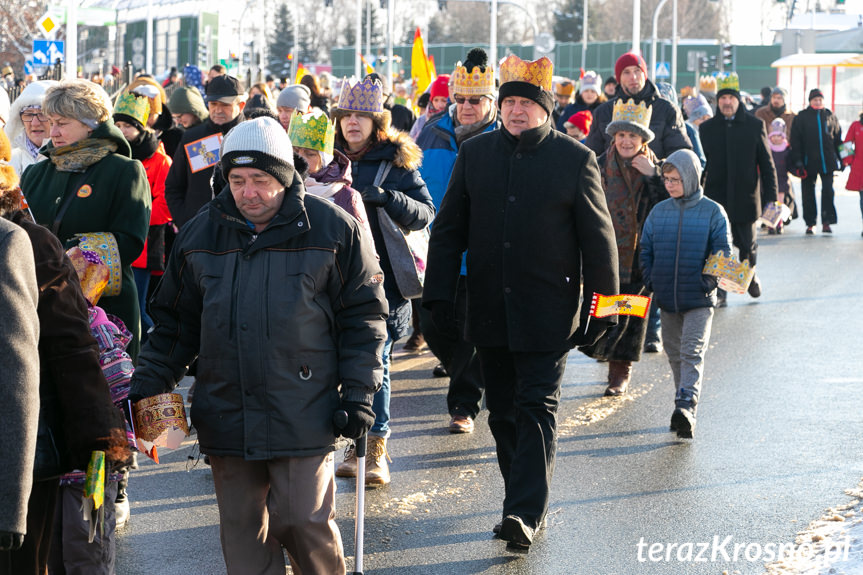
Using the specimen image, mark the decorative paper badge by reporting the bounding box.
[589,293,652,319]
[758,201,791,229]
[130,393,190,463]
[76,184,93,198]
[184,133,223,173]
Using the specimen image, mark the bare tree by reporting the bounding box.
[0,0,48,75]
[589,0,723,42]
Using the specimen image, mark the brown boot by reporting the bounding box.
[605,360,632,396]
[335,443,357,478]
[365,436,391,487]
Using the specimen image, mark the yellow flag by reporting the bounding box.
[360,54,375,75]
[294,63,306,85]
[589,293,651,319]
[411,27,434,95]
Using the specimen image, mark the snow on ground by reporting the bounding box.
[762,478,863,575]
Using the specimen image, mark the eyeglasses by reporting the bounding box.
[662,176,683,185]
[453,95,484,106]
[21,112,48,123]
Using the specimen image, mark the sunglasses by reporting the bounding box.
[453,95,484,106]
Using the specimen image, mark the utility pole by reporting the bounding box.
[490,0,498,72]
[632,0,641,53]
[581,0,588,71]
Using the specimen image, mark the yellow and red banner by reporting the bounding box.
[589,293,651,319]
[411,27,435,96]
[360,55,375,75]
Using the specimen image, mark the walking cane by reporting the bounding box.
[334,411,366,575]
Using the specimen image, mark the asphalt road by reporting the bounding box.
[116,190,863,575]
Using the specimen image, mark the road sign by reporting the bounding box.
[36,12,60,38]
[655,61,670,78]
[32,40,65,66]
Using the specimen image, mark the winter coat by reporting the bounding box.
[699,111,778,223]
[584,80,692,159]
[790,106,843,175]
[130,177,388,459]
[772,146,791,200]
[754,105,795,139]
[843,119,863,192]
[0,218,39,536]
[164,115,241,228]
[336,129,434,340]
[20,120,152,360]
[555,97,602,133]
[132,136,172,272]
[641,150,733,313]
[423,118,620,352]
[685,122,707,168]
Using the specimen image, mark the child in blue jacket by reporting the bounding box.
[640,149,732,438]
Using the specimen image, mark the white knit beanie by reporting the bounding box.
[221,117,295,188]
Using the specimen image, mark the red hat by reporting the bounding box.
[614,52,648,83]
[565,110,593,136]
[430,75,450,101]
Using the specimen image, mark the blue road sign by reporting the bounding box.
[655,61,671,78]
[32,40,64,66]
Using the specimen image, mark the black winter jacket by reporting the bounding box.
[131,176,388,459]
[423,119,619,352]
[790,106,843,175]
[699,111,778,223]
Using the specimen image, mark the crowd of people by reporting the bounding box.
[1,48,861,573]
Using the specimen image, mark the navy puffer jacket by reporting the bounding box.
[640,149,732,312]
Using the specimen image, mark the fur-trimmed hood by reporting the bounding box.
[380,127,423,171]
[4,81,59,147]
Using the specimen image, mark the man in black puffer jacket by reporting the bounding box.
[585,52,691,158]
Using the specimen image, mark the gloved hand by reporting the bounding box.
[572,320,609,347]
[793,166,808,179]
[335,401,375,440]
[701,274,719,293]
[0,531,25,551]
[360,185,390,206]
[124,393,144,426]
[430,301,458,340]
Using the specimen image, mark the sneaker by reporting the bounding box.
[767,227,776,235]
[643,340,663,353]
[335,443,358,478]
[402,332,426,353]
[747,275,762,298]
[716,289,727,308]
[432,363,449,378]
[822,224,832,234]
[365,436,391,487]
[499,515,535,553]
[448,414,474,433]
[671,407,696,438]
[115,490,130,528]
[806,226,815,235]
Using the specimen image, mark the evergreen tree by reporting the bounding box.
[268,3,296,76]
[344,4,385,49]
[553,0,586,43]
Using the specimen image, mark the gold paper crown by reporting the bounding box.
[611,98,652,129]
[699,75,717,93]
[114,93,151,127]
[451,62,495,96]
[702,252,755,294]
[288,110,335,155]
[499,54,553,91]
[337,77,384,114]
[716,73,739,93]
[555,81,575,96]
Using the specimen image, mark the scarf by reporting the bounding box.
[769,104,786,117]
[128,130,160,161]
[343,141,375,164]
[603,145,658,283]
[454,103,497,145]
[46,138,118,173]
[304,177,344,200]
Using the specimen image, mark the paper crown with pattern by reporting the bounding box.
[498,54,553,91]
[337,77,384,114]
[702,251,755,294]
[113,93,150,128]
[717,73,740,93]
[451,62,495,96]
[606,98,655,143]
[288,110,335,155]
[699,75,717,94]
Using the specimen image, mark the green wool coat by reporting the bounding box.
[21,120,151,360]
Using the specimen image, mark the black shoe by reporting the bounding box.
[432,363,448,378]
[822,224,832,234]
[644,340,663,353]
[671,407,696,438]
[499,515,534,553]
[806,226,815,235]
[747,275,762,298]
[716,289,727,308]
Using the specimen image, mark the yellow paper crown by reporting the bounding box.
[499,54,553,91]
[717,73,739,93]
[451,62,495,96]
[114,93,151,127]
[288,110,335,155]
[702,252,755,294]
[611,98,652,129]
[699,75,717,93]
[337,77,384,114]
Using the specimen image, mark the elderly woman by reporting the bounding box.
[4,80,58,176]
[20,79,151,361]
[333,77,434,487]
[580,99,666,396]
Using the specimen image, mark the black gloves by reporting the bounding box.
[572,320,608,347]
[0,531,25,551]
[360,185,390,206]
[430,301,458,340]
[335,401,375,440]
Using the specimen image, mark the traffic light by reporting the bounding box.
[438,0,447,9]
[722,44,733,69]
[700,56,709,73]
[198,42,208,65]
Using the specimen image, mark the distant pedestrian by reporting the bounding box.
[563,110,592,142]
[552,80,574,126]
[276,84,311,131]
[4,80,58,177]
[603,75,618,99]
[790,89,843,234]
[555,71,605,132]
[167,86,208,129]
[754,87,795,138]
[300,73,330,116]
[767,118,794,234]
[640,149,733,438]
[841,103,863,236]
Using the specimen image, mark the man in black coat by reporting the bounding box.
[164,75,245,228]
[699,76,777,303]
[423,54,619,553]
[790,89,843,234]
[584,52,691,158]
